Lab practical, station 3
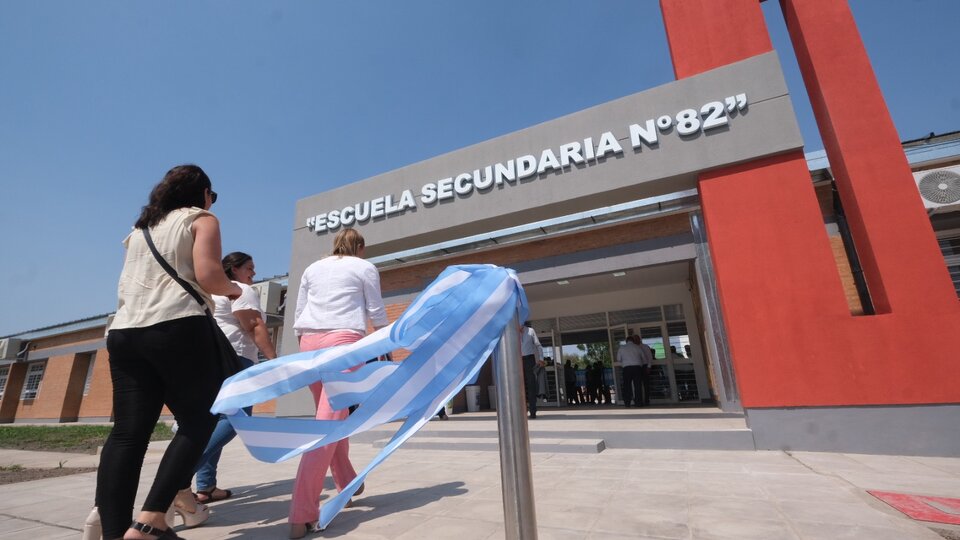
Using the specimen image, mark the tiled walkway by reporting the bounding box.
[1,408,957,539]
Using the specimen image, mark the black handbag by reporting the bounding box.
[142,228,247,381]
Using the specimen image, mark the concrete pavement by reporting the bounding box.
[0,407,958,539]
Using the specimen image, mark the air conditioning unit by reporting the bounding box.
[914,164,960,213]
[252,281,283,315]
[0,338,22,361]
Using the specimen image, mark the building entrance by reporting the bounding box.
[524,262,714,408]
[530,304,710,408]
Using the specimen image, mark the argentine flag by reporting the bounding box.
[210,264,528,529]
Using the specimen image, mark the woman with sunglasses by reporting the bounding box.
[95,164,241,540]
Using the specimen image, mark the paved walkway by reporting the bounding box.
[1,409,958,539]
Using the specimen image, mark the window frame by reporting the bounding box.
[0,365,9,400]
[21,361,46,400]
[81,352,97,396]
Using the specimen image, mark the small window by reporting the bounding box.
[21,362,46,400]
[82,352,97,395]
[0,365,9,400]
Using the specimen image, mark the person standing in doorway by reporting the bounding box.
[637,336,654,406]
[563,360,578,405]
[586,361,601,404]
[617,334,646,407]
[519,322,544,419]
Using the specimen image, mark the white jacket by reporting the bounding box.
[293,255,388,335]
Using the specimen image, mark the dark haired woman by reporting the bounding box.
[288,228,389,538]
[183,251,277,505]
[96,164,242,540]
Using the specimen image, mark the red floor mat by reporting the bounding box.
[868,490,960,525]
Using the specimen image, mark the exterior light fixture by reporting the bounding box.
[613,272,627,277]
[556,280,570,285]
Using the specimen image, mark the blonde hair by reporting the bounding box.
[331,228,365,257]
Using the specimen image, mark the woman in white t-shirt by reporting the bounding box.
[213,252,276,364]
[186,252,277,505]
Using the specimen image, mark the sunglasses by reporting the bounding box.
[209,190,218,204]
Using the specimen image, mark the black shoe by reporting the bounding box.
[131,521,182,539]
[528,413,537,419]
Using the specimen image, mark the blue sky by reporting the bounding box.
[1,1,958,337]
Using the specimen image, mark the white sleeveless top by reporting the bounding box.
[110,207,214,330]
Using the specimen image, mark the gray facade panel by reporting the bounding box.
[747,405,960,457]
[292,51,802,259]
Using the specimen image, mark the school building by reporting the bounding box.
[1,0,958,456]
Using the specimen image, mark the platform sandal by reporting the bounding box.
[166,488,210,528]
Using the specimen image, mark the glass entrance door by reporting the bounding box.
[665,321,701,402]
[633,325,673,403]
[626,322,702,403]
[610,326,628,405]
[559,328,615,405]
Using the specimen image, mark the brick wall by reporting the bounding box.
[12,339,105,421]
[78,347,113,419]
[814,182,866,315]
[15,355,72,421]
[381,302,411,361]
[0,363,26,423]
[59,352,91,421]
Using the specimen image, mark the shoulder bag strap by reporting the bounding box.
[142,228,209,311]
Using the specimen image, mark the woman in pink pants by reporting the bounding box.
[289,228,389,538]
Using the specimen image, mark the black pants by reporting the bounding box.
[96,316,222,539]
[522,354,538,416]
[621,365,650,406]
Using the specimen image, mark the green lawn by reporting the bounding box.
[0,423,174,454]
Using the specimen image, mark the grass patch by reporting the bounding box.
[0,423,174,454]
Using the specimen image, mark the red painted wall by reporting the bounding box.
[660,0,960,407]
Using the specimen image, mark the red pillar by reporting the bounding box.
[780,0,955,314]
[660,0,960,407]
[660,0,772,79]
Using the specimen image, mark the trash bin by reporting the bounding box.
[465,385,481,412]
[488,385,497,411]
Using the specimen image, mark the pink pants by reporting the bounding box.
[288,330,362,524]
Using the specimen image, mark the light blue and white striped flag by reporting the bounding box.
[210,264,528,530]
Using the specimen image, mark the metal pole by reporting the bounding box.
[495,310,538,540]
